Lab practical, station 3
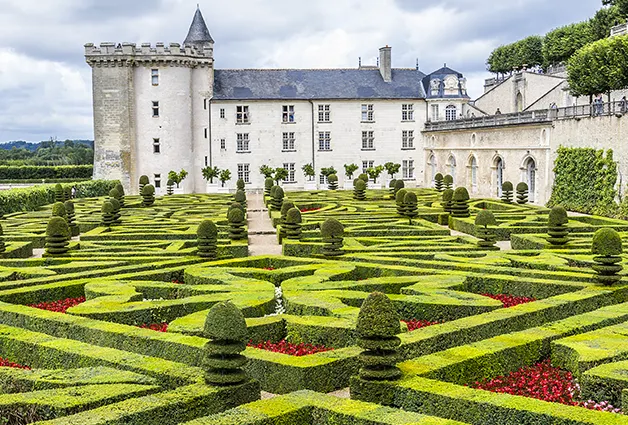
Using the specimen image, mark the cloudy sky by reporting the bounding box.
[0,0,603,142]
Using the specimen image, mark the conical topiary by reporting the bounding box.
[284,208,303,240]
[139,175,150,194]
[64,187,72,202]
[321,218,344,257]
[451,187,470,217]
[443,174,454,190]
[501,181,514,203]
[353,179,366,201]
[109,198,122,224]
[197,220,218,259]
[236,178,246,191]
[45,216,71,255]
[228,208,247,240]
[0,224,6,253]
[279,201,296,241]
[54,184,65,203]
[101,201,115,227]
[442,189,454,213]
[404,192,418,224]
[591,228,623,285]
[270,186,284,211]
[475,210,498,249]
[167,179,175,196]
[516,182,529,204]
[547,206,569,246]
[434,173,444,192]
[51,202,67,221]
[264,178,274,198]
[356,292,402,381]
[328,174,339,190]
[234,190,247,209]
[141,184,155,207]
[64,201,79,237]
[395,189,408,216]
[115,183,125,207]
[202,301,248,385]
[388,179,397,199]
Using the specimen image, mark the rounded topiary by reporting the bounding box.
[501,181,514,204]
[591,228,623,285]
[278,201,296,241]
[167,179,175,196]
[109,188,120,200]
[270,186,284,211]
[64,201,79,237]
[202,301,248,385]
[328,174,338,191]
[64,186,72,202]
[54,184,65,203]
[434,173,444,192]
[109,197,122,224]
[236,178,246,191]
[45,216,71,255]
[139,175,150,194]
[395,189,408,216]
[234,190,247,209]
[264,177,274,197]
[442,189,454,213]
[475,210,498,249]
[358,173,369,189]
[228,208,247,240]
[197,220,218,259]
[443,174,454,190]
[392,179,405,200]
[51,202,67,221]
[356,292,402,381]
[284,208,303,240]
[229,202,245,216]
[0,224,6,253]
[403,192,418,224]
[451,187,470,218]
[115,183,125,207]
[101,201,115,227]
[321,218,344,257]
[388,179,397,198]
[141,184,155,207]
[547,206,569,246]
[353,179,366,201]
[516,182,529,204]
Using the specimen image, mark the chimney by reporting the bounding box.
[379,45,392,82]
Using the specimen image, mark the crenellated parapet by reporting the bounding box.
[84,42,213,68]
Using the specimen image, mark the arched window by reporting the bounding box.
[516,92,523,112]
[469,156,478,187]
[495,157,504,197]
[524,157,536,202]
[445,105,457,121]
[448,155,456,182]
[428,154,437,182]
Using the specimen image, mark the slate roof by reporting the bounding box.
[183,7,214,46]
[213,68,428,100]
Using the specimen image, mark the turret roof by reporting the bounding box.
[183,6,214,46]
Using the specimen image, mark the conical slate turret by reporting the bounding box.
[183,6,214,47]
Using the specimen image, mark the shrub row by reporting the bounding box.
[0,165,93,180]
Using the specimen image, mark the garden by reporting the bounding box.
[0,174,627,425]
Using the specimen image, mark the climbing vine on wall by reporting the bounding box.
[548,147,617,216]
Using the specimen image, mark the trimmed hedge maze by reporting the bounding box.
[1,185,628,424]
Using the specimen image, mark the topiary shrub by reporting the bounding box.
[328,174,338,191]
[403,192,418,225]
[501,181,514,203]
[139,175,150,194]
[434,173,444,192]
[141,184,155,207]
[202,301,248,385]
[353,179,366,201]
[279,201,296,241]
[115,183,125,207]
[109,198,122,224]
[64,186,72,202]
[197,220,218,259]
[388,179,397,199]
[51,202,67,221]
[228,208,247,240]
[393,179,405,200]
[0,224,6,253]
[270,186,284,211]
[234,190,247,209]
[167,179,175,196]
[547,206,569,246]
[442,189,454,213]
[395,189,408,216]
[54,184,64,203]
[264,177,274,197]
[443,174,454,190]
[321,218,344,257]
[64,201,79,237]
[101,201,115,227]
[45,216,70,255]
[109,188,120,201]
[475,210,498,249]
[451,187,470,217]
[516,182,529,204]
[229,202,245,216]
[356,292,401,381]
[284,208,303,240]
[236,179,246,191]
[591,228,623,285]
[358,173,369,188]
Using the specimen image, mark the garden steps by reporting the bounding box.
[247,192,282,256]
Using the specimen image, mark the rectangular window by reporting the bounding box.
[319,174,328,185]
[282,132,295,151]
[402,130,414,149]
[220,108,225,119]
[362,160,374,174]
[318,131,331,151]
[361,104,374,121]
[204,128,208,139]
[154,173,161,188]
[318,104,331,122]
[237,164,250,183]
[361,131,374,150]
[236,105,249,123]
[236,133,250,152]
[204,99,207,110]
[283,163,296,183]
[153,138,160,154]
[151,69,159,86]
[403,160,415,179]
[152,101,159,117]
[431,104,439,121]
[220,138,226,150]
[282,105,295,123]
[204,156,208,167]
[402,104,414,121]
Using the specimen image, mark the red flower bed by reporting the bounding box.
[139,323,168,332]
[403,319,439,331]
[28,296,86,314]
[482,293,536,308]
[300,207,321,213]
[171,280,183,285]
[262,267,276,271]
[248,340,332,356]
[472,360,623,414]
[0,358,31,370]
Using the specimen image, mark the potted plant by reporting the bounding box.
[202,166,221,193]
[274,167,289,185]
[384,162,401,185]
[259,165,274,179]
[344,164,359,189]
[218,169,232,193]
[302,163,317,190]
[168,169,188,194]
[367,165,385,188]
[320,167,337,191]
